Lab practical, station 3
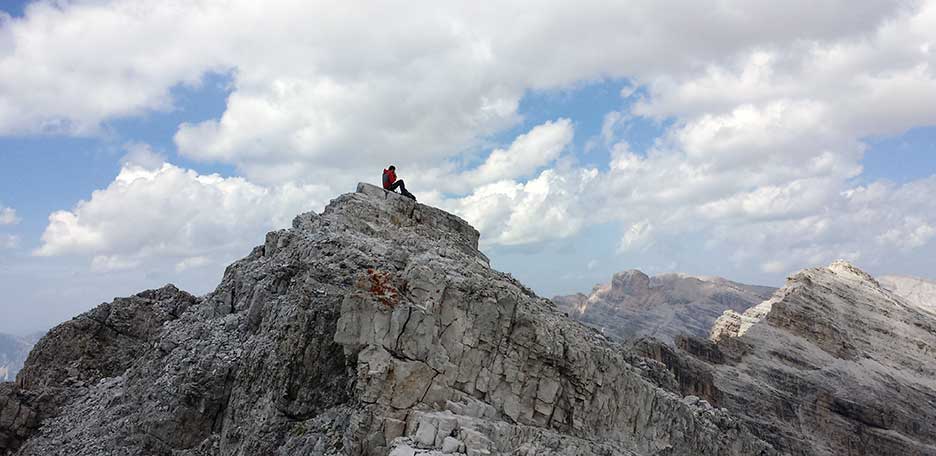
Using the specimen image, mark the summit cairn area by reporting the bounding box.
[0,183,775,456]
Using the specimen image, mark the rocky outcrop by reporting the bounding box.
[554,271,774,344]
[17,285,197,391]
[708,298,774,343]
[0,285,198,453]
[641,261,936,456]
[0,183,775,456]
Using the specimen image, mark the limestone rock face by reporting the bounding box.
[0,183,774,456]
[708,298,774,343]
[641,260,936,456]
[554,271,774,344]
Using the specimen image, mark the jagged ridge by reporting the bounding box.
[638,260,936,456]
[0,183,774,456]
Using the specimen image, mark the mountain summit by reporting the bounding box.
[1,184,934,455]
[0,183,772,455]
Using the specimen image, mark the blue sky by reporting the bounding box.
[2,1,936,334]
[862,127,936,184]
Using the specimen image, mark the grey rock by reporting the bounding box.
[441,435,462,453]
[1,183,774,456]
[554,271,774,344]
[642,260,936,455]
[17,285,197,391]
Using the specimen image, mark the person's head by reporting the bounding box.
[388,165,396,171]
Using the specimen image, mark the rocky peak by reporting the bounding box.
[334,183,482,252]
[711,260,926,361]
[5,185,932,456]
[1,184,775,456]
[826,259,881,286]
[643,260,936,455]
[608,270,651,295]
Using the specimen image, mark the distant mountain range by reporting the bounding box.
[0,332,42,382]
[553,269,936,347]
[636,261,936,455]
[553,270,776,343]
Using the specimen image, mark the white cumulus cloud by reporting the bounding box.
[0,0,914,186]
[5,0,936,288]
[441,2,936,278]
[443,167,598,246]
[460,118,573,189]
[35,161,327,270]
[619,220,655,253]
[120,142,167,170]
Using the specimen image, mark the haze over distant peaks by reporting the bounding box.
[0,333,40,383]
[878,274,936,315]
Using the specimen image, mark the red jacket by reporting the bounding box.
[382,169,397,189]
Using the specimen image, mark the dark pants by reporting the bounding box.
[387,180,415,199]
[388,180,407,192]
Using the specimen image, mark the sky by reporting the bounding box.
[1,0,936,334]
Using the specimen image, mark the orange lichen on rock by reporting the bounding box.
[359,268,400,308]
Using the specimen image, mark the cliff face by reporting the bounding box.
[554,271,774,344]
[639,261,936,456]
[0,184,774,456]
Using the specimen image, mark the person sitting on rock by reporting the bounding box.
[382,165,416,200]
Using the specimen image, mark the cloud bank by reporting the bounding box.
[1,0,934,285]
[35,161,325,273]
